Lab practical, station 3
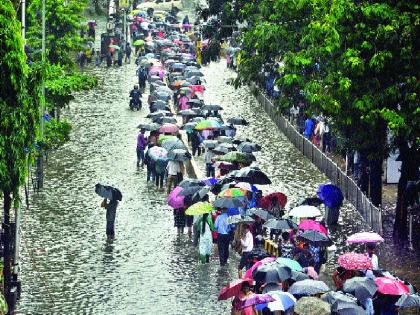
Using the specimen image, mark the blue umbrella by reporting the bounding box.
[317,184,344,208]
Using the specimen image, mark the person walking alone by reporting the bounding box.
[102,198,119,240]
[238,224,254,278]
[136,129,147,167]
[197,213,215,263]
[125,42,132,63]
[214,209,231,266]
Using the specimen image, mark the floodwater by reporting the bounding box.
[17,35,419,315]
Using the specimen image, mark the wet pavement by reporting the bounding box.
[17,49,419,315]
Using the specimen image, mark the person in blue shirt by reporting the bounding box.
[214,208,231,266]
[304,116,315,139]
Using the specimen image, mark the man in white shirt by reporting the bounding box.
[204,148,216,177]
[367,243,379,270]
[238,224,254,278]
[166,160,180,194]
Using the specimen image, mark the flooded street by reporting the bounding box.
[16,59,419,313]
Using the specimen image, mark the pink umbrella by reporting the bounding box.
[375,277,410,295]
[244,257,276,279]
[242,294,275,308]
[218,278,253,300]
[298,220,328,235]
[346,232,384,244]
[167,186,185,209]
[338,252,372,270]
[159,123,179,134]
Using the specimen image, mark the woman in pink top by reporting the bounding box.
[231,282,257,315]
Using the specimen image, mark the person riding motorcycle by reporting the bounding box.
[129,85,142,110]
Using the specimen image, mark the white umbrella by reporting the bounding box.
[267,292,296,312]
[288,205,321,218]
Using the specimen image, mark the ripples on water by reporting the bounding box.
[17,58,419,313]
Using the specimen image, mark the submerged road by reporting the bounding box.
[17,45,419,315]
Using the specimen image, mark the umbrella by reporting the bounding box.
[291,270,311,281]
[95,183,122,201]
[187,99,203,107]
[178,109,197,116]
[201,177,217,186]
[241,294,275,308]
[202,104,223,111]
[317,184,344,208]
[338,253,373,270]
[178,185,202,197]
[167,149,191,161]
[108,44,120,50]
[185,201,214,215]
[202,140,218,149]
[214,161,238,171]
[150,103,170,112]
[213,145,233,155]
[264,292,296,312]
[191,186,211,203]
[178,179,205,189]
[298,230,333,246]
[214,197,247,208]
[288,279,330,296]
[288,205,321,218]
[157,116,178,124]
[253,263,292,283]
[218,188,247,198]
[374,277,410,295]
[342,277,377,300]
[157,135,177,145]
[228,167,270,185]
[167,186,185,209]
[346,232,384,244]
[275,257,303,271]
[227,116,248,126]
[190,117,205,123]
[218,278,253,300]
[195,119,222,130]
[294,297,331,315]
[181,122,198,130]
[137,123,160,131]
[237,142,262,153]
[147,110,172,118]
[298,219,329,235]
[161,139,187,151]
[217,136,233,143]
[226,215,255,225]
[395,294,420,309]
[159,123,179,134]
[321,291,357,305]
[332,301,365,315]
[217,152,256,165]
[263,218,297,230]
[248,208,275,221]
[259,192,288,209]
[133,39,145,46]
[244,257,276,279]
[148,146,168,161]
[235,182,254,191]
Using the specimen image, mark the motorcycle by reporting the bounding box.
[129,97,142,111]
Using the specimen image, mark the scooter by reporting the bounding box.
[129,98,142,111]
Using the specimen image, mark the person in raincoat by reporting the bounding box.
[197,213,214,263]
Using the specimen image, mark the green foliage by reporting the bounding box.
[38,119,72,151]
[0,0,39,195]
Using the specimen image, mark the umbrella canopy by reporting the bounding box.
[161,139,187,151]
[317,184,344,208]
[248,208,275,221]
[332,301,365,315]
[288,279,330,296]
[185,201,214,215]
[298,219,329,235]
[218,187,247,198]
[202,140,218,149]
[159,123,179,134]
[202,104,223,111]
[263,218,297,230]
[95,183,122,201]
[228,167,271,185]
[133,39,145,46]
[244,257,276,279]
[218,278,253,300]
[237,142,262,153]
[150,103,170,112]
[167,149,191,161]
[178,185,203,197]
[147,110,172,118]
[259,192,288,209]
[217,136,233,143]
[178,179,205,189]
[158,116,178,124]
[178,109,197,116]
[226,215,255,225]
[338,253,373,270]
[137,122,160,131]
[289,205,321,218]
[213,145,234,155]
[395,294,420,309]
[264,291,296,312]
[346,232,384,244]
[291,270,311,281]
[321,291,358,305]
[294,296,331,315]
[157,135,177,145]
[195,119,222,130]
[342,277,377,300]
[167,186,185,209]
[275,257,303,271]
[375,277,410,295]
[214,197,247,208]
[298,230,333,246]
[241,294,275,308]
[253,263,292,283]
[148,146,168,161]
[181,122,198,130]
[227,116,248,126]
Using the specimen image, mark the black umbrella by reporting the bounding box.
[178,179,205,189]
[321,291,357,306]
[187,99,203,107]
[291,270,310,281]
[214,197,247,208]
[395,294,420,309]
[288,279,330,296]
[161,139,187,151]
[137,123,160,131]
[95,183,122,201]
[264,218,297,230]
[178,185,202,196]
[248,208,275,221]
[181,122,197,130]
[150,103,170,112]
[167,149,191,161]
[298,230,333,246]
[178,109,197,116]
[299,197,323,207]
[157,116,178,124]
[342,277,377,301]
[191,186,211,203]
[227,117,248,126]
[332,301,365,315]
[217,136,233,143]
[228,167,271,185]
[202,140,218,149]
[213,145,234,155]
[226,215,255,225]
[237,142,262,153]
[211,177,237,195]
[147,110,172,119]
[202,104,223,111]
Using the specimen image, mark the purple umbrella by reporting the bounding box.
[201,177,217,186]
[317,184,344,208]
[242,294,275,308]
[167,186,185,209]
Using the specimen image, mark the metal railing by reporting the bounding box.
[252,84,383,234]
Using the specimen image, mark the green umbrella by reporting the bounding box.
[133,39,145,46]
[185,202,214,215]
[275,257,303,271]
[157,135,177,145]
[109,44,120,50]
[215,151,254,164]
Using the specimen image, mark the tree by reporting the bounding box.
[0,0,40,310]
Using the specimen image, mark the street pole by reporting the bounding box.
[123,8,126,44]
[21,0,26,43]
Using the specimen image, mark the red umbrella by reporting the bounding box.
[218,278,253,301]
[259,192,288,209]
[159,123,179,134]
[338,253,372,270]
[298,220,328,235]
[375,277,410,295]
